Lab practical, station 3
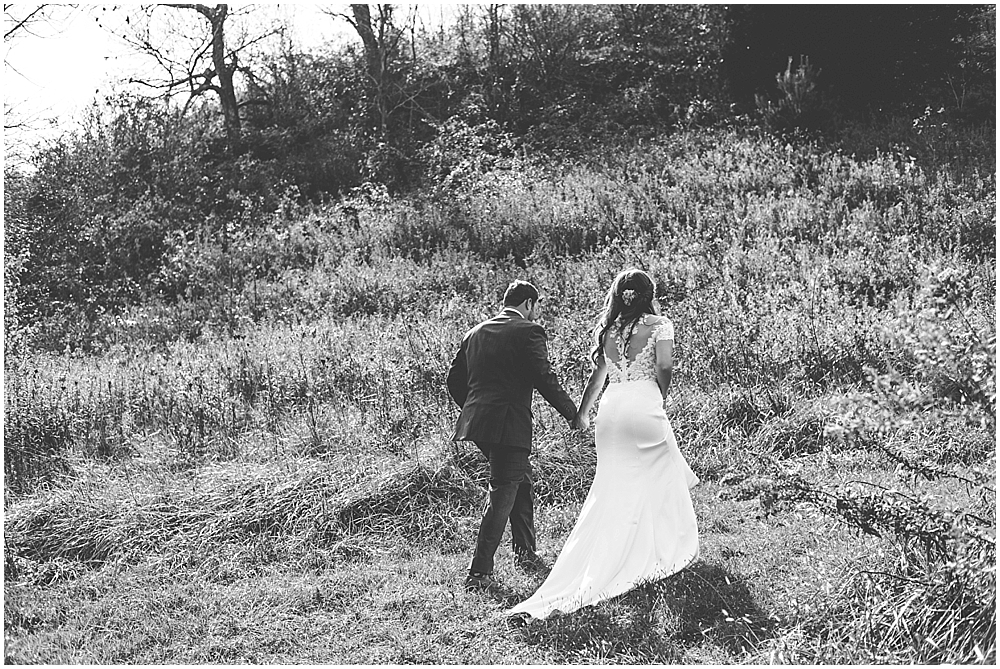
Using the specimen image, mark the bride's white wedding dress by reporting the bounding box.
[507,316,699,620]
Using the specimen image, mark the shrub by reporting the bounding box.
[756,56,836,137]
[4,369,75,497]
[779,265,996,663]
[3,169,35,358]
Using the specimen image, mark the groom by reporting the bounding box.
[447,280,578,593]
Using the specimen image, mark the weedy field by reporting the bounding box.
[4,126,995,663]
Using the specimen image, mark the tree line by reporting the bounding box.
[3,4,995,353]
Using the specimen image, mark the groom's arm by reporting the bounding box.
[446,344,469,408]
[525,324,577,422]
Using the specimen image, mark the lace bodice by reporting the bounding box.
[606,315,674,384]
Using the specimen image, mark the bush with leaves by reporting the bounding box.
[781,265,996,663]
[3,169,35,358]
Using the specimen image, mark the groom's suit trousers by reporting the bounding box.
[470,443,535,575]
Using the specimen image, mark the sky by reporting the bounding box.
[2,4,371,161]
[4,4,464,164]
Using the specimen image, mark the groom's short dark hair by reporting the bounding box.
[503,280,539,307]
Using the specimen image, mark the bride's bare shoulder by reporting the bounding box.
[643,314,672,325]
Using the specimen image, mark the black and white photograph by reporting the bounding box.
[4,3,995,664]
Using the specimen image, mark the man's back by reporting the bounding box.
[460,313,536,405]
[448,310,575,449]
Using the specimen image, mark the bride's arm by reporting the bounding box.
[651,316,674,397]
[654,339,673,397]
[572,355,608,429]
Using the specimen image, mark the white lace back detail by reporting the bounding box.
[606,315,673,384]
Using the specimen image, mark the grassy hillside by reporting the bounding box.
[4,126,995,663]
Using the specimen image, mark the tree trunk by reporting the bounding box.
[204,4,242,154]
[484,4,505,121]
[350,4,391,135]
[351,5,381,82]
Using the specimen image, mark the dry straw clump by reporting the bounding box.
[6,458,483,576]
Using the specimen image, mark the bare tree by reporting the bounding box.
[119,3,283,154]
[326,4,412,135]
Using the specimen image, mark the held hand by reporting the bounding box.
[571,412,590,431]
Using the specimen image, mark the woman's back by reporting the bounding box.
[603,314,673,384]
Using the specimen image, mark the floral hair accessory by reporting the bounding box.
[621,289,636,306]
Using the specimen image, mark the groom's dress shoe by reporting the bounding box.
[464,571,503,595]
[514,551,550,573]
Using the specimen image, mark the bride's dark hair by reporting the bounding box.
[591,268,658,365]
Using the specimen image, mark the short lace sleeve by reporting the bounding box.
[653,317,674,342]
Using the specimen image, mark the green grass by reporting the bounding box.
[5,123,995,663]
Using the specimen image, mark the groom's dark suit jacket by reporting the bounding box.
[447,308,576,451]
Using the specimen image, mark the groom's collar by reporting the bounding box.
[501,307,523,319]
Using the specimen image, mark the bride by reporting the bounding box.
[507,268,700,621]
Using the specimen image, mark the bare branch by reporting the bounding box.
[162,3,215,22]
[321,6,356,31]
[4,4,47,41]
[226,25,282,62]
[128,67,214,92]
